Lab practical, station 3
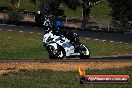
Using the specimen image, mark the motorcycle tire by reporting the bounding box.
[77,44,90,59]
[79,55,90,59]
[48,45,66,59]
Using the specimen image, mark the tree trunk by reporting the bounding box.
[81,5,91,30]
[17,0,20,8]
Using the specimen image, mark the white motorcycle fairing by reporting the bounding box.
[54,36,75,56]
[43,29,54,45]
[45,33,75,57]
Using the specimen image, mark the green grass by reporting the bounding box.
[19,0,40,11]
[0,67,132,88]
[80,37,132,57]
[0,0,9,7]
[60,0,111,21]
[90,0,111,20]
[60,4,82,19]
[0,30,48,59]
[0,30,132,59]
[0,0,40,11]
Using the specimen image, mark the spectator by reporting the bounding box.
[35,11,44,27]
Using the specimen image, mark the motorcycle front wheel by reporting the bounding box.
[76,44,90,59]
[48,45,66,59]
[79,55,90,59]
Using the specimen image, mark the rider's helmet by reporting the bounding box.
[53,16,63,34]
[37,11,41,14]
[55,20,62,27]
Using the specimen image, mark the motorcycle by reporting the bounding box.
[42,16,90,59]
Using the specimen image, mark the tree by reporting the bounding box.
[29,0,43,4]
[9,0,21,8]
[107,0,132,30]
[39,0,100,29]
[9,0,23,23]
[70,0,101,29]
[63,0,80,10]
[39,0,64,15]
[9,0,43,8]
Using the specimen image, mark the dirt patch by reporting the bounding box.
[0,61,132,75]
[64,23,81,28]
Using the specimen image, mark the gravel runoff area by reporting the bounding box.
[0,61,132,75]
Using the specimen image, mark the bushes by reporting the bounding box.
[8,9,23,23]
[39,0,64,16]
[107,0,132,31]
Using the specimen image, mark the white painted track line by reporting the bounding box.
[8,25,16,27]
[33,27,39,28]
[7,30,12,32]
[86,38,90,40]
[94,39,99,41]
[110,41,114,43]
[38,33,42,35]
[30,32,33,34]
[0,24,7,26]
[19,31,23,33]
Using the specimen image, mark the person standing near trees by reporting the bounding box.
[35,10,44,27]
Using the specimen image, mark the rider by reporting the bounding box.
[52,16,80,45]
[35,11,44,27]
[52,16,63,35]
[43,14,80,46]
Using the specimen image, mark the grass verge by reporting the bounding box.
[80,37,132,57]
[0,30,132,59]
[0,30,48,59]
[0,66,132,88]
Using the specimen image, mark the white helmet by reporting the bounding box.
[37,11,40,14]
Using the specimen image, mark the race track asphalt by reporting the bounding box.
[0,24,132,44]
